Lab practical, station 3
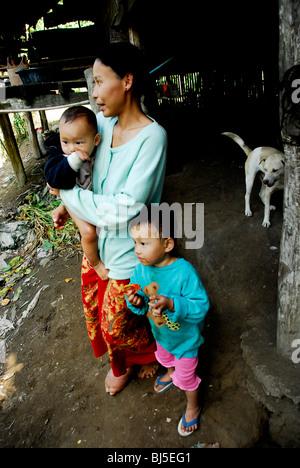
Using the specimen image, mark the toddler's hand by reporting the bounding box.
[127,291,143,308]
[149,295,174,316]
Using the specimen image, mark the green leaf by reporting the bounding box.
[42,241,53,251]
[13,286,22,302]
[9,256,22,268]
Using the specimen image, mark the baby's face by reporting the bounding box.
[59,117,100,156]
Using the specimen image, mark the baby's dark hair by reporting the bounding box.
[130,204,178,240]
[60,106,98,134]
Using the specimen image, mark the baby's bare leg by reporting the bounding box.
[66,208,109,280]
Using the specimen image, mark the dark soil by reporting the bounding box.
[0,132,287,449]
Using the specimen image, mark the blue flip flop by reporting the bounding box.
[177,410,200,437]
[154,374,174,394]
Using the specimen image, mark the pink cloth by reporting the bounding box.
[155,342,201,391]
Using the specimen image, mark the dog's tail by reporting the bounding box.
[221,132,252,157]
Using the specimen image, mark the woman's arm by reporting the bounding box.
[59,128,167,229]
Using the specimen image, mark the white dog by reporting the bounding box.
[222,132,285,228]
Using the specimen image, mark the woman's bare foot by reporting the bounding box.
[138,361,159,379]
[105,367,134,395]
[94,262,110,281]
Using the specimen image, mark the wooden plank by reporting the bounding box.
[0,93,89,113]
[5,80,87,99]
[0,113,27,187]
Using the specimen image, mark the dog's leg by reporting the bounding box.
[259,184,276,211]
[245,171,256,217]
[260,184,272,228]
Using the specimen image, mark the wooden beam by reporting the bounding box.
[0,113,27,187]
[0,93,89,113]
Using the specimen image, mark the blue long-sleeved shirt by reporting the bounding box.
[60,112,167,279]
[126,258,210,358]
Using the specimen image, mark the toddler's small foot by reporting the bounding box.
[178,406,201,436]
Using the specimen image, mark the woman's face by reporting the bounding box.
[92,59,127,117]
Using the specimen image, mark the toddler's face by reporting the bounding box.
[59,117,100,156]
[131,223,169,267]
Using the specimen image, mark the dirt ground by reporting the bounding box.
[0,131,291,449]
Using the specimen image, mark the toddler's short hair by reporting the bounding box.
[130,204,178,240]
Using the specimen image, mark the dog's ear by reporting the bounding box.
[259,157,266,166]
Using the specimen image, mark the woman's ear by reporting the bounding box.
[124,73,134,92]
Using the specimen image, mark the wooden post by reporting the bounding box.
[39,110,49,132]
[24,112,41,159]
[277,144,300,358]
[277,0,300,359]
[84,68,100,115]
[0,113,27,187]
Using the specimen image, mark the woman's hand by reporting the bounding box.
[94,262,110,281]
[47,183,60,197]
[148,295,174,316]
[52,204,70,230]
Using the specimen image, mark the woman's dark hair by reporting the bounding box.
[96,42,147,100]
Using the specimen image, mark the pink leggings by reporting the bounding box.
[155,342,201,391]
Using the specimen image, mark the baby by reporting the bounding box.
[45,106,109,280]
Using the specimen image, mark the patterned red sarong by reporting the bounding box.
[81,256,156,377]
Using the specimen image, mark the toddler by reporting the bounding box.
[45,106,108,280]
[126,206,210,436]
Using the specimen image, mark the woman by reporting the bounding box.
[48,42,167,395]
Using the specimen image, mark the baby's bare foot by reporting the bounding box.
[138,361,159,379]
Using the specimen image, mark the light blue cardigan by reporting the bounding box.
[60,112,167,279]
